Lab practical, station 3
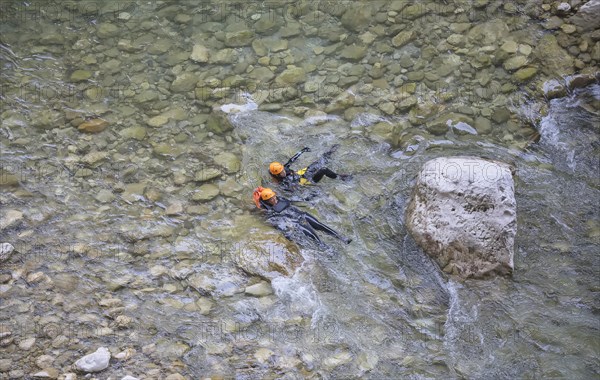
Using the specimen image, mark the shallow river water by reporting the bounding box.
[0,1,599,379]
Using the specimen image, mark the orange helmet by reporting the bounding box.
[260,188,276,200]
[269,162,284,175]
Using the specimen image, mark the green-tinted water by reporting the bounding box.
[1,1,598,379]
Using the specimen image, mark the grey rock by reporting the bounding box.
[406,157,516,279]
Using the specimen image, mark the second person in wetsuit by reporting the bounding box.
[269,145,351,191]
[254,187,352,245]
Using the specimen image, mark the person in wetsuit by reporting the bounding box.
[269,145,351,191]
[254,187,352,245]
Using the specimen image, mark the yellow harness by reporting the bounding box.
[297,168,310,185]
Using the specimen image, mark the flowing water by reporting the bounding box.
[0,1,599,379]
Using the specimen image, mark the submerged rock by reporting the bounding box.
[406,157,516,279]
[74,347,110,373]
[233,233,303,280]
[569,0,600,31]
[0,243,15,262]
[78,119,108,133]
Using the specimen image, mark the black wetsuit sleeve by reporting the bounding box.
[283,148,309,170]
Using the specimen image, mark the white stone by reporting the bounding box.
[557,2,571,12]
[121,376,139,380]
[245,281,273,296]
[0,210,23,230]
[406,157,516,279]
[190,44,210,63]
[74,347,111,373]
[18,337,35,350]
[0,242,15,262]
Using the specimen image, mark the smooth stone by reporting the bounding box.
[74,347,111,373]
[0,243,15,262]
[245,281,273,296]
[534,34,574,76]
[192,184,219,202]
[254,348,275,363]
[78,119,108,133]
[210,48,238,64]
[503,55,528,71]
[147,115,169,127]
[97,23,119,38]
[570,0,600,31]
[500,40,518,54]
[213,152,241,174]
[190,45,210,63]
[32,368,58,378]
[165,202,183,216]
[392,30,416,48]
[340,44,367,61]
[513,67,538,82]
[171,72,199,92]
[194,167,221,182]
[1,210,23,230]
[474,117,493,134]
[492,107,511,123]
[70,70,92,82]
[119,126,147,140]
[275,66,306,85]
[224,29,254,47]
[341,5,372,31]
[0,171,19,187]
[121,376,139,380]
[406,157,516,279]
[543,79,567,99]
[560,24,577,34]
[95,189,115,203]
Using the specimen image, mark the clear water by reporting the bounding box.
[0,1,598,379]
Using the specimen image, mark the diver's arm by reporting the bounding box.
[283,147,310,170]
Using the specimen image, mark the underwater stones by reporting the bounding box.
[70,70,92,82]
[0,171,19,187]
[565,73,597,91]
[534,34,574,76]
[192,184,219,202]
[500,40,518,54]
[1,210,23,230]
[569,0,600,31]
[503,55,528,71]
[74,347,111,373]
[392,30,416,48]
[340,44,367,61]
[119,126,147,140]
[213,152,240,174]
[0,243,15,262]
[275,66,306,85]
[234,235,303,280]
[513,67,538,82]
[426,113,473,135]
[406,156,516,279]
[170,72,199,93]
[543,79,567,99]
[77,118,108,133]
[96,23,119,38]
[467,19,509,45]
[341,4,372,31]
[474,117,493,134]
[245,281,273,296]
[190,44,210,63]
[224,29,254,47]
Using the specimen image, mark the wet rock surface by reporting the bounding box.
[407,157,516,279]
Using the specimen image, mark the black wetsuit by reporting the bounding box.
[259,197,350,244]
[275,146,342,191]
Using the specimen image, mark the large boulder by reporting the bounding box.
[406,157,516,279]
[569,0,600,31]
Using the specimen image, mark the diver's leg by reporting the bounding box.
[299,222,322,243]
[312,168,339,182]
[304,213,352,243]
